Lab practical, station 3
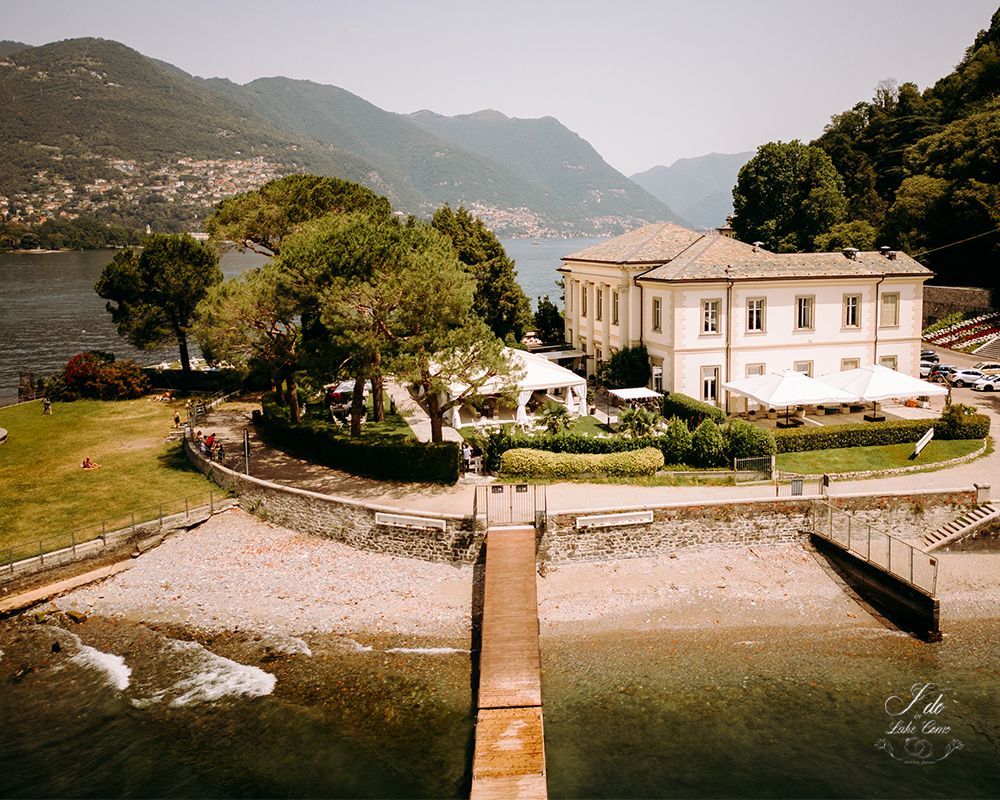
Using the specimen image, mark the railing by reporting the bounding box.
[476,484,546,528]
[188,387,241,426]
[1,491,223,574]
[734,455,775,484]
[811,499,938,596]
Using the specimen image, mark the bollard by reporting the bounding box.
[71,531,76,557]
[131,512,136,535]
[159,504,163,526]
[39,540,44,565]
[185,497,189,518]
[210,491,214,513]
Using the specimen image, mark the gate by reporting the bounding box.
[475,484,546,527]
[734,455,775,484]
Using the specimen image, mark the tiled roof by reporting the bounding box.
[563,223,932,280]
[563,222,702,264]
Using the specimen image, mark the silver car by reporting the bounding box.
[948,368,985,388]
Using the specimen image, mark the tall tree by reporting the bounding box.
[431,205,533,342]
[95,233,222,374]
[732,140,848,252]
[194,264,303,422]
[533,295,564,344]
[205,173,391,256]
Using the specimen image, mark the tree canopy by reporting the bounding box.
[95,233,222,373]
[732,140,848,252]
[431,205,533,342]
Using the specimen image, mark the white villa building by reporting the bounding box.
[559,223,933,411]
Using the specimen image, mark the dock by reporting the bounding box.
[470,525,547,800]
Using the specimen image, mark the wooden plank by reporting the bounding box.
[477,526,541,709]
[471,707,547,800]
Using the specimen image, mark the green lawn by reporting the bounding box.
[320,394,415,443]
[776,439,982,474]
[0,398,219,556]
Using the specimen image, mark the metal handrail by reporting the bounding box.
[811,499,938,596]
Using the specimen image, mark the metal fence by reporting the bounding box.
[1,491,223,573]
[811,499,938,596]
[475,484,547,527]
[734,455,775,483]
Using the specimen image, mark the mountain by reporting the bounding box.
[0,36,676,236]
[630,152,753,229]
[408,108,681,232]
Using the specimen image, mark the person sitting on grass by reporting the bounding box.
[81,457,101,470]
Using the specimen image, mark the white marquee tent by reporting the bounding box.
[818,364,947,419]
[448,347,587,427]
[723,370,858,425]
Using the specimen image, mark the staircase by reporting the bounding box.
[973,337,1000,360]
[922,503,1000,551]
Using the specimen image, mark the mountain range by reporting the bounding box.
[630,151,753,229]
[0,37,720,237]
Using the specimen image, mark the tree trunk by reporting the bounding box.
[273,371,285,403]
[426,391,444,443]
[371,350,385,422]
[177,330,191,374]
[350,369,366,438]
[286,376,301,424]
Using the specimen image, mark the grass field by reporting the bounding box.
[776,439,982,474]
[0,398,219,554]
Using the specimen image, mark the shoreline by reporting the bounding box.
[50,508,1000,643]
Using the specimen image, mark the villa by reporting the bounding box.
[559,222,933,411]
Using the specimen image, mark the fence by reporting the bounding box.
[475,484,547,528]
[811,499,938,596]
[187,388,241,426]
[1,491,223,574]
[734,455,775,483]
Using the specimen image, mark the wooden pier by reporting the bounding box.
[471,525,547,800]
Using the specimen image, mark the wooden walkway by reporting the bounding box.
[471,526,547,800]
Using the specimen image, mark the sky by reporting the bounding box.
[4,0,997,175]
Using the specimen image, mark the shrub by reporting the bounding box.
[773,412,990,453]
[258,398,459,483]
[661,416,693,465]
[60,351,150,400]
[539,403,571,434]
[691,419,726,467]
[724,419,776,460]
[935,403,990,440]
[662,393,726,428]
[501,447,664,478]
[602,344,652,389]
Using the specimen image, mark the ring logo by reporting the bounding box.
[875,682,964,765]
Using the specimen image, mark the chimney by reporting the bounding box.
[752,241,764,253]
[842,247,859,260]
[879,245,897,260]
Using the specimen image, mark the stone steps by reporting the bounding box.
[922,502,1000,551]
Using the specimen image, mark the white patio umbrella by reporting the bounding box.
[723,370,859,426]
[818,364,947,419]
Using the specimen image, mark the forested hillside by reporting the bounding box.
[812,8,1000,287]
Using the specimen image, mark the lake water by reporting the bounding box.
[0,238,599,402]
[1,616,997,798]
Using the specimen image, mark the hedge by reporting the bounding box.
[258,399,460,483]
[661,393,726,427]
[501,447,664,479]
[773,414,990,453]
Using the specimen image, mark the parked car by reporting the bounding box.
[919,361,934,378]
[973,375,1000,391]
[921,349,940,363]
[972,361,1000,374]
[947,368,985,387]
[927,364,957,382]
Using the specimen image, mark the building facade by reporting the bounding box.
[559,223,932,410]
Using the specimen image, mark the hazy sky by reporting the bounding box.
[4,1,997,174]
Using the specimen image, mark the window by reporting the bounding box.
[841,358,860,371]
[652,297,662,332]
[843,294,861,328]
[567,328,573,345]
[596,287,604,322]
[881,292,899,327]
[581,285,588,318]
[793,360,813,377]
[652,365,663,392]
[702,299,720,334]
[879,355,898,370]
[795,296,814,330]
[701,366,720,403]
[746,298,765,333]
[612,290,620,325]
[595,345,603,363]
[746,363,765,377]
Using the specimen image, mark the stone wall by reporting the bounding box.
[540,491,974,563]
[186,441,482,564]
[923,285,993,327]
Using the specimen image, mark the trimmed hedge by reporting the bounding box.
[501,447,664,478]
[774,414,990,454]
[662,393,726,427]
[258,399,460,483]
